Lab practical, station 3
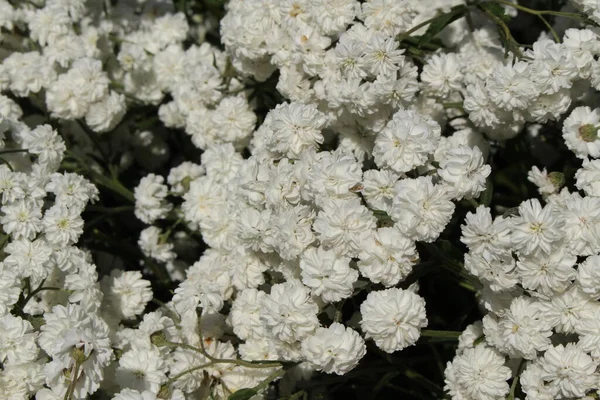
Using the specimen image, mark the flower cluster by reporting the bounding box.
[0,114,116,399]
[4,0,600,399]
[131,0,501,396]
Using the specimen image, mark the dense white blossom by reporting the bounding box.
[360,288,427,353]
[3,0,600,398]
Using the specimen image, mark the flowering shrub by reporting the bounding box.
[2,0,600,399]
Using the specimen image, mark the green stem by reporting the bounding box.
[283,391,307,400]
[167,362,214,384]
[474,334,486,346]
[21,278,63,309]
[76,119,110,163]
[151,298,181,324]
[429,344,445,379]
[404,368,445,396]
[165,339,284,369]
[398,15,449,41]
[252,368,286,393]
[385,383,431,400]
[459,280,478,292]
[421,329,462,339]
[92,172,135,203]
[0,233,10,250]
[86,205,134,214]
[479,4,524,58]
[65,150,134,203]
[508,358,526,400]
[160,217,184,243]
[493,0,591,20]
[402,36,441,51]
[0,157,14,171]
[0,148,29,156]
[63,359,82,400]
[538,14,561,43]
[442,102,464,110]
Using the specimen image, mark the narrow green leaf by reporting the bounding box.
[228,388,258,400]
[419,5,469,46]
[480,179,494,207]
[478,2,511,23]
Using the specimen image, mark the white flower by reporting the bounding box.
[301,323,366,375]
[172,249,233,314]
[42,204,84,246]
[21,125,66,170]
[45,172,98,212]
[4,238,53,286]
[266,102,327,159]
[578,307,600,361]
[308,0,357,36]
[0,314,38,366]
[134,174,172,225]
[229,289,267,341]
[516,247,576,295]
[299,246,358,303]
[391,176,455,243]
[0,263,20,316]
[510,198,564,256]
[112,389,158,400]
[307,149,364,203]
[116,347,167,394]
[444,345,511,400]
[421,53,463,98]
[360,287,427,353]
[563,28,600,78]
[357,227,418,287]
[486,61,537,111]
[482,297,552,359]
[260,280,320,344]
[562,193,600,256]
[577,255,600,298]
[539,343,599,398]
[461,206,511,259]
[1,199,43,240]
[27,6,71,46]
[360,0,416,36]
[438,144,491,200]
[527,39,578,94]
[456,322,484,355]
[211,96,257,144]
[360,34,405,78]
[464,251,518,292]
[38,304,112,398]
[528,166,561,197]
[520,362,555,400]
[138,227,176,264]
[85,92,127,134]
[313,197,376,258]
[576,158,600,197]
[361,169,399,214]
[543,285,596,334]
[106,270,153,320]
[1,362,44,399]
[169,341,237,393]
[562,106,600,159]
[181,177,226,227]
[373,108,441,173]
[167,162,205,195]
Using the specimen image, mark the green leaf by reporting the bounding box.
[478,2,511,23]
[419,5,469,46]
[228,389,258,400]
[480,179,494,207]
[477,2,522,57]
